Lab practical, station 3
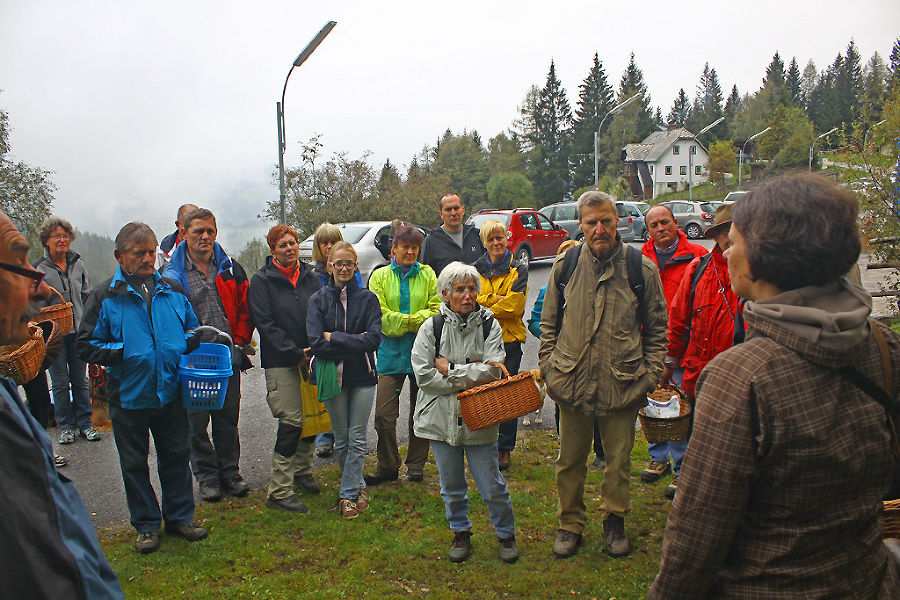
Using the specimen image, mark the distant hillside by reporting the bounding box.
[71,229,118,283]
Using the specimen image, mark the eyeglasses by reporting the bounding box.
[0,261,46,290]
[49,233,71,241]
[329,260,357,271]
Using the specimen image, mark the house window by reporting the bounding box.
[690,145,696,155]
[695,165,702,175]
[665,166,672,175]
[673,145,680,155]
[649,165,653,174]
[680,166,687,175]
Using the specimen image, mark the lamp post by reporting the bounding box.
[738,126,771,190]
[688,116,725,201]
[808,127,838,172]
[594,92,643,187]
[864,119,888,150]
[278,21,337,224]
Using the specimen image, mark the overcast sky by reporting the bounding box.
[2,0,897,252]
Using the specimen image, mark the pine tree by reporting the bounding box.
[687,63,725,136]
[653,106,664,129]
[786,57,803,106]
[617,53,654,139]
[889,37,900,86]
[667,88,691,127]
[528,61,573,205]
[762,51,790,107]
[376,159,401,200]
[571,53,615,189]
[861,52,889,122]
[724,85,741,120]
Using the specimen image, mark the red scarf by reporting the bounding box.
[273,260,300,286]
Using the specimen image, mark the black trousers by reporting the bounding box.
[187,370,241,484]
[497,342,523,452]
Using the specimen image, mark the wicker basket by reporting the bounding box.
[883,499,900,539]
[0,325,46,385]
[639,387,693,443]
[457,364,543,431]
[39,286,74,336]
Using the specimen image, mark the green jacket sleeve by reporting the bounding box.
[369,268,409,338]
[407,268,440,332]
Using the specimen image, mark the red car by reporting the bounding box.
[467,208,570,268]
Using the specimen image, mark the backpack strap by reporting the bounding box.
[482,317,493,341]
[554,245,582,335]
[687,253,714,330]
[432,312,493,360]
[624,245,646,306]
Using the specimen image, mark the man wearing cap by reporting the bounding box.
[658,203,739,498]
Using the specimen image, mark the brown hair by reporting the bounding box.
[39,217,76,247]
[266,224,299,250]
[393,224,424,247]
[182,208,216,231]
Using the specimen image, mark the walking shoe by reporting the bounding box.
[498,450,511,471]
[58,429,75,445]
[135,531,159,554]
[80,427,101,442]
[553,529,582,558]
[602,514,631,557]
[407,470,424,482]
[363,470,398,486]
[266,495,308,513]
[592,455,607,469]
[221,475,250,497]
[54,454,68,468]
[355,490,369,511]
[498,536,519,563]
[339,498,359,520]
[640,460,671,483]
[295,474,321,494]
[165,522,208,542]
[664,475,678,500]
[316,444,333,458]
[448,531,472,563]
[198,480,223,502]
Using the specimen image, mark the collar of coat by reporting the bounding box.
[390,259,421,279]
[36,248,81,271]
[165,240,234,293]
[109,266,170,296]
[474,250,512,278]
[439,302,493,330]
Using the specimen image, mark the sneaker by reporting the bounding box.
[448,531,472,563]
[54,454,68,468]
[602,514,631,557]
[339,498,359,520]
[640,460,671,483]
[198,480,223,502]
[266,495,308,513]
[58,429,75,445]
[664,475,678,499]
[316,444,333,458]
[553,529,582,559]
[355,490,369,511]
[80,427,101,442]
[498,450,511,471]
[407,470,424,482]
[164,522,208,542]
[498,536,519,563]
[295,474,321,494]
[363,470,398,486]
[221,475,250,497]
[135,531,159,554]
[592,455,607,469]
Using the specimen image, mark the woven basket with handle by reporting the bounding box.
[0,325,46,385]
[457,363,543,431]
[883,499,900,539]
[39,285,74,336]
[639,386,693,443]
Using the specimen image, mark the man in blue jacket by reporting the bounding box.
[0,209,124,598]
[78,222,208,555]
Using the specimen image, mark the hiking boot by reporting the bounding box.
[664,475,678,500]
[198,480,223,502]
[448,531,472,563]
[80,427,102,442]
[355,490,369,511]
[553,529,582,558]
[498,536,519,563]
[266,495,308,513]
[363,470,398,486]
[407,470,424,482]
[592,455,607,469]
[603,514,631,557]
[221,475,250,497]
[165,522,208,542]
[640,460,671,483]
[339,498,359,520]
[295,474,321,494]
[54,454,68,468]
[498,450,511,471]
[58,429,75,445]
[135,531,159,554]
[316,444,333,458]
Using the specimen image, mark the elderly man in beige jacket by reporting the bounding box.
[539,191,668,560]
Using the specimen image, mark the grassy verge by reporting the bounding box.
[98,430,670,599]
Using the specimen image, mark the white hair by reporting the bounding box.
[437,261,481,299]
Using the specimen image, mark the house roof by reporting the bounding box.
[623,127,706,163]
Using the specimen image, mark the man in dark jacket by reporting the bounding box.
[162,208,253,502]
[419,194,485,276]
[155,203,197,270]
[0,209,123,598]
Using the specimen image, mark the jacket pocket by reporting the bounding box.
[610,355,647,382]
[549,346,580,374]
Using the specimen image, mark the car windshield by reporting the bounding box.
[468,213,511,230]
[700,203,716,213]
[337,224,372,244]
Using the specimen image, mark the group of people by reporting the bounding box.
[2,172,899,598]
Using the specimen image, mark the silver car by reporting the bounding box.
[659,201,716,239]
[539,200,651,242]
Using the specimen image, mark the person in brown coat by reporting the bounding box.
[649,173,900,599]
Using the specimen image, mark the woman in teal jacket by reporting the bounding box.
[363,224,440,485]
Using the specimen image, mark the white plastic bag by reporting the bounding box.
[643,393,680,419]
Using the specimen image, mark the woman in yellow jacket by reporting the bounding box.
[473,219,528,471]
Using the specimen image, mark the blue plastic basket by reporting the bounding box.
[179,343,232,410]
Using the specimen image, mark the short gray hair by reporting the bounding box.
[39,217,76,246]
[115,222,157,253]
[576,191,615,217]
[437,261,481,299]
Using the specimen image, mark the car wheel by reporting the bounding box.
[575,232,584,242]
[513,246,531,268]
[685,223,702,239]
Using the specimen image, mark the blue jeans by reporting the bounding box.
[48,334,92,431]
[648,368,686,474]
[430,440,515,538]
[324,385,375,500]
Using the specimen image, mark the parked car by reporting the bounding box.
[539,200,650,243]
[618,200,651,241]
[722,191,748,203]
[659,200,716,239]
[467,208,569,268]
[298,221,428,285]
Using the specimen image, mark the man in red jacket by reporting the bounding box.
[640,205,706,488]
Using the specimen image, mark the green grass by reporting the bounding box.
[98,431,671,599]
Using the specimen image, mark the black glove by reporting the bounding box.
[184,333,202,354]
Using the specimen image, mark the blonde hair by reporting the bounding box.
[479,219,507,246]
[312,223,343,262]
[328,240,358,263]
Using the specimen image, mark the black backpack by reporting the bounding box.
[431,313,493,359]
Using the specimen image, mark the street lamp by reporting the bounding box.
[688,116,725,201]
[278,21,337,224]
[594,92,643,187]
[738,126,771,190]
[808,127,838,172]
[864,119,888,150]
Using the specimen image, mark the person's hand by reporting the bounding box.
[434,356,450,376]
[239,343,256,356]
[185,333,202,354]
[659,366,675,389]
[300,347,312,374]
[323,331,332,342]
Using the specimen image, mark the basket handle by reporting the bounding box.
[486,361,510,379]
[46,285,65,304]
[187,325,234,348]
